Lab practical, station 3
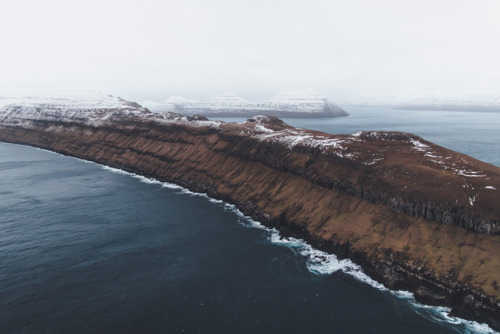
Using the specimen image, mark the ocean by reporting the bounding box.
[1,107,499,333]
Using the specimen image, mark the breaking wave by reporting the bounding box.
[233,211,497,334]
[98,163,497,334]
[392,292,497,334]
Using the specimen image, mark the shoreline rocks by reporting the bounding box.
[1,99,499,330]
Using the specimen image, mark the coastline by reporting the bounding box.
[0,109,499,330]
[2,141,496,333]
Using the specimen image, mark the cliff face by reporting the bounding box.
[0,99,499,329]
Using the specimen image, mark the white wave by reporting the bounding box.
[94,161,499,334]
[231,209,496,333]
[140,178,163,186]
[179,188,195,195]
[13,146,498,334]
[269,233,304,248]
[100,166,192,192]
[101,166,166,186]
[464,322,498,334]
[429,305,496,333]
[161,183,183,190]
[266,228,388,290]
[208,198,224,204]
[236,213,272,230]
[393,290,414,299]
[391,290,497,333]
[234,209,247,218]
[223,203,236,210]
[233,213,389,290]
[427,305,496,333]
[101,165,130,175]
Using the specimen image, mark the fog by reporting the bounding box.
[1,0,499,103]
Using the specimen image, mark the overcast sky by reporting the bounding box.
[1,0,499,103]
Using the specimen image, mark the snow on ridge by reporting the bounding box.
[254,124,275,133]
[0,93,149,127]
[203,93,250,106]
[143,91,347,115]
[0,92,134,110]
[250,124,351,160]
[456,170,486,178]
[410,138,430,152]
[0,95,228,131]
[255,90,343,113]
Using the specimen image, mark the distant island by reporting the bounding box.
[351,92,500,111]
[142,91,349,118]
[0,93,499,330]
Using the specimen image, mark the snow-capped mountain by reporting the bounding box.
[203,93,250,106]
[255,90,346,115]
[144,91,348,118]
[0,92,149,126]
[0,91,145,110]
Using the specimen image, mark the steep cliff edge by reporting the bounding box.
[0,97,499,329]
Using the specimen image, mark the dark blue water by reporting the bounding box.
[1,108,498,333]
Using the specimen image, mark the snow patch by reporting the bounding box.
[425,152,442,159]
[256,129,346,151]
[254,124,274,133]
[410,138,430,151]
[362,157,384,166]
[456,170,487,178]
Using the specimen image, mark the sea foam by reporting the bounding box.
[97,163,497,334]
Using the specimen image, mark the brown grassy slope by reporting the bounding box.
[1,118,499,300]
[0,115,499,328]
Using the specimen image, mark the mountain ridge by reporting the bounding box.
[143,91,349,118]
[0,95,499,330]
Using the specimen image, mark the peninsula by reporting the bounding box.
[0,94,499,330]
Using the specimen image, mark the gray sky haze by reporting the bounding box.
[1,0,499,103]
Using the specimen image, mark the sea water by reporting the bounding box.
[1,107,498,333]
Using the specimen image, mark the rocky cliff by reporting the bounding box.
[0,96,499,329]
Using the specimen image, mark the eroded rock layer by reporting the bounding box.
[0,98,499,329]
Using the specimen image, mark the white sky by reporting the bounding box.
[1,0,499,103]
